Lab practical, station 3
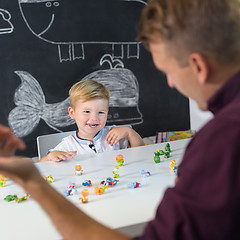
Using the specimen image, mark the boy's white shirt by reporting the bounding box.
[49,126,129,156]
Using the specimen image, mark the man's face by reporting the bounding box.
[149,41,206,110]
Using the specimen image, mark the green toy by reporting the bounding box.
[112,166,120,178]
[4,195,18,202]
[164,151,170,158]
[165,143,171,152]
[4,194,28,203]
[154,149,161,163]
[159,150,164,155]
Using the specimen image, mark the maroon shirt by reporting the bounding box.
[134,71,240,240]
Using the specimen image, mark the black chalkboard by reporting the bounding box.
[0,0,190,157]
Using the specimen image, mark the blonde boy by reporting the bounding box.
[40,79,144,162]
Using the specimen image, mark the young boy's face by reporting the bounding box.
[68,98,109,140]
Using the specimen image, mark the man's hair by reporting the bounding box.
[69,79,110,107]
[138,0,240,66]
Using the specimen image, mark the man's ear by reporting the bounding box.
[189,53,210,85]
[68,106,75,119]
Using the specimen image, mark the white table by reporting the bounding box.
[0,139,189,240]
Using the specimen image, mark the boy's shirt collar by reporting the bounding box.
[73,129,103,145]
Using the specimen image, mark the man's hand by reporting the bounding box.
[0,125,25,156]
[0,156,44,190]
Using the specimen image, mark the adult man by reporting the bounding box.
[1,0,240,239]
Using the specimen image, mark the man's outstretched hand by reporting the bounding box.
[0,125,25,156]
[0,156,44,191]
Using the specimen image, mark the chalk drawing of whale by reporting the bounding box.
[18,0,147,62]
[8,55,143,137]
[8,71,75,137]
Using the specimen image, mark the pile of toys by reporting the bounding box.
[4,193,29,204]
[154,143,172,163]
[2,147,178,205]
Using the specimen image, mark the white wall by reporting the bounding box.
[189,98,213,131]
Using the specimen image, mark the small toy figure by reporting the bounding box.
[106,177,118,187]
[169,159,176,170]
[128,182,142,189]
[164,151,170,158]
[100,177,118,188]
[82,180,92,187]
[170,160,178,173]
[165,143,171,152]
[4,194,18,202]
[116,154,124,166]
[169,159,178,173]
[4,193,29,203]
[159,150,165,155]
[154,149,161,163]
[140,169,151,178]
[75,164,83,176]
[63,182,77,196]
[112,166,120,178]
[79,189,89,203]
[94,186,105,195]
[0,174,7,187]
[16,194,29,203]
[43,174,54,183]
[100,180,109,190]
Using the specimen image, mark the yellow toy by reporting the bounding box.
[0,174,6,187]
[43,174,54,183]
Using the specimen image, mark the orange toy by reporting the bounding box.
[116,154,124,166]
[94,186,105,195]
[0,174,6,187]
[79,189,89,203]
[169,159,176,170]
[75,164,83,176]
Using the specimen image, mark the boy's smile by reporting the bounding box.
[68,98,109,141]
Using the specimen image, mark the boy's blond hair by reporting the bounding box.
[69,79,110,107]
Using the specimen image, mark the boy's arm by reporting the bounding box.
[106,126,144,148]
[39,150,77,162]
[0,157,130,240]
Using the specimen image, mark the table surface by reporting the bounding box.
[0,139,189,240]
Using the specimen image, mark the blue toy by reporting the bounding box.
[140,169,151,178]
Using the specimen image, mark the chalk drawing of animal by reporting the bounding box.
[18,0,147,62]
[8,56,143,137]
[8,71,75,137]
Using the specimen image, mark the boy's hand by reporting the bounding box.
[0,125,26,157]
[41,151,77,162]
[106,126,130,146]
